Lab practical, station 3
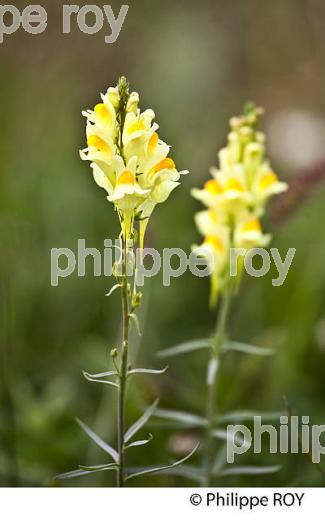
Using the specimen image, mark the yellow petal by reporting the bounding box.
[154,157,175,172]
[149,157,175,178]
[94,103,111,123]
[204,179,222,194]
[127,120,146,134]
[209,209,218,223]
[87,134,110,153]
[148,132,159,154]
[241,219,261,233]
[259,171,278,190]
[204,235,224,253]
[224,178,244,192]
[118,170,136,185]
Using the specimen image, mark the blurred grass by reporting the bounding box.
[1,0,325,486]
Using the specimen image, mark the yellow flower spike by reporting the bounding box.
[192,102,287,306]
[81,77,186,245]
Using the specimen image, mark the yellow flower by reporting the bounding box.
[108,156,150,211]
[192,103,287,306]
[80,78,187,241]
[234,215,271,249]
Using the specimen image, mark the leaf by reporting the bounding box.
[75,418,119,462]
[212,429,232,441]
[157,339,211,359]
[218,465,282,476]
[125,434,153,450]
[222,341,275,356]
[83,370,117,378]
[127,366,168,377]
[55,463,117,480]
[212,444,228,473]
[207,357,219,386]
[78,463,118,472]
[125,443,200,481]
[155,464,204,484]
[153,408,207,427]
[129,313,141,336]
[83,371,119,388]
[124,400,159,443]
[218,410,285,423]
[212,429,251,449]
[105,284,122,297]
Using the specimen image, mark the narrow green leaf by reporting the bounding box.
[212,429,231,441]
[157,339,211,359]
[218,465,282,476]
[125,434,153,450]
[76,418,119,462]
[212,444,228,473]
[78,463,118,472]
[83,370,117,379]
[55,463,117,480]
[218,410,285,423]
[129,313,141,336]
[124,400,159,443]
[155,464,204,484]
[153,408,207,427]
[222,341,275,356]
[212,429,251,448]
[127,366,168,377]
[105,284,122,297]
[207,357,219,386]
[125,443,199,481]
[83,371,119,388]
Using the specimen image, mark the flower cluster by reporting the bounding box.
[80,77,188,242]
[192,104,288,306]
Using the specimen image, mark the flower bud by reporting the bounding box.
[110,348,118,358]
[107,87,120,109]
[228,131,241,163]
[239,125,254,145]
[126,91,140,113]
[132,291,143,310]
[244,142,264,176]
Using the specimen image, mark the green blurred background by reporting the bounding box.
[1,0,325,487]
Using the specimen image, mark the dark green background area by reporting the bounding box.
[1,0,325,486]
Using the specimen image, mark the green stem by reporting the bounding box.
[117,234,130,487]
[203,290,231,486]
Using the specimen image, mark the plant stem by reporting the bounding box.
[117,234,130,487]
[203,290,231,486]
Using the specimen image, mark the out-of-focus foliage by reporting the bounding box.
[1,0,325,487]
